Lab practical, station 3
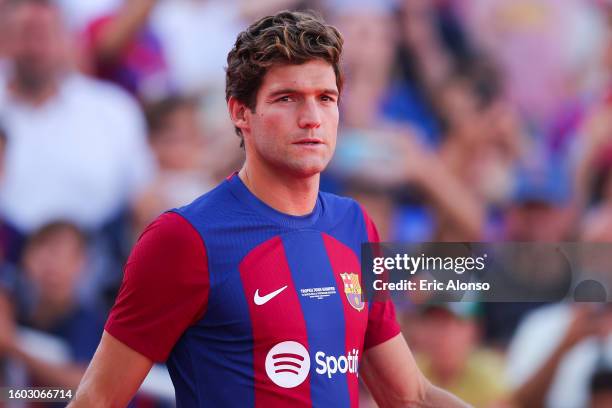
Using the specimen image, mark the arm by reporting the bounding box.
[397,134,484,240]
[69,331,153,407]
[0,292,83,388]
[572,105,612,209]
[67,212,208,405]
[510,341,568,408]
[412,153,484,241]
[570,103,612,238]
[511,306,600,408]
[353,130,485,240]
[360,334,471,408]
[92,0,157,60]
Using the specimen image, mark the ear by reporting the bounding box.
[228,96,251,135]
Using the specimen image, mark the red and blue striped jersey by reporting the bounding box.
[106,173,400,407]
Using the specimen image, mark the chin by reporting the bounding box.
[285,160,328,178]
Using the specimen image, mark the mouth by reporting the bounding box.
[293,139,324,146]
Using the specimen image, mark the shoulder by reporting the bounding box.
[107,213,210,362]
[127,212,205,274]
[174,179,239,224]
[133,211,202,252]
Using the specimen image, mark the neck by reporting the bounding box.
[239,160,320,216]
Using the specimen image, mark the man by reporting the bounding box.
[71,11,469,407]
[0,221,105,389]
[0,0,153,235]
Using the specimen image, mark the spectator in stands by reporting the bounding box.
[394,0,455,145]
[402,304,510,408]
[331,129,484,242]
[504,157,574,242]
[0,221,105,389]
[0,0,154,239]
[508,304,612,408]
[83,0,171,101]
[149,0,243,96]
[329,3,484,242]
[132,96,215,233]
[458,0,604,127]
[332,2,441,142]
[482,158,574,346]
[437,71,525,213]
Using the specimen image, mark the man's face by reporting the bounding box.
[242,59,339,178]
[150,104,204,171]
[5,3,67,91]
[336,12,394,76]
[24,230,85,306]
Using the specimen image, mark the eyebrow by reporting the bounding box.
[267,88,339,97]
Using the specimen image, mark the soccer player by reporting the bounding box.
[70,11,470,408]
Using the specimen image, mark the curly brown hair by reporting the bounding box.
[225,10,344,145]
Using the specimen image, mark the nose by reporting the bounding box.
[297,98,321,129]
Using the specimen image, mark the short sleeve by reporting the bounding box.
[360,206,401,350]
[364,300,401,350]
[84,15,112,49]
[105,212,209,362]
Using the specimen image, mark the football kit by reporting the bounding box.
[106,173,400,407]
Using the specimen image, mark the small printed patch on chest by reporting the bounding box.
[299,286,337,300]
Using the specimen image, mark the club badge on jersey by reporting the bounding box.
[341,273,364,311]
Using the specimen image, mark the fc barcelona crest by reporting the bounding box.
[340,273,364,311]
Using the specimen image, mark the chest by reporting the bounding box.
[200,231,368,346]
[5,102,125,189]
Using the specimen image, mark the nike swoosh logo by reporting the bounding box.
[254,285,288,306]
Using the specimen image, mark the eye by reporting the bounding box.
[320,94,337,103]
[276,95,293,102]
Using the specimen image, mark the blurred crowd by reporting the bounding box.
[1,0,612,407]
